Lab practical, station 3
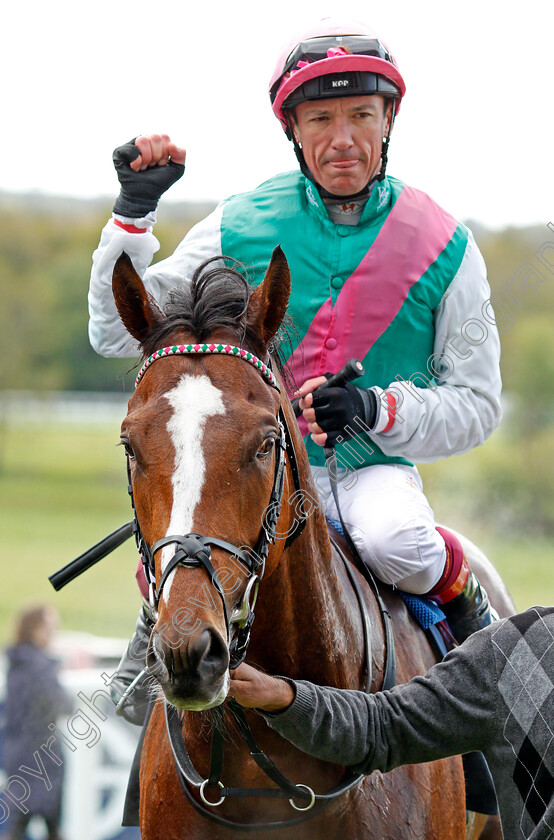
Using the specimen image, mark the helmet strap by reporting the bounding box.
[285,112,311,180]
[377,104,395,182]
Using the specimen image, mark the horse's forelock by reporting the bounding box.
[140,258,295,389]
[141,258,252,357]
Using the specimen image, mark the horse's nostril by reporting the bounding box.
[188,629,211,671]
[146,626,229,693]
[193,628,229,680]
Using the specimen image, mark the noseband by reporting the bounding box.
[128,342,306,668]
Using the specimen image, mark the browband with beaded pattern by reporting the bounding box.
[135,343,280,391]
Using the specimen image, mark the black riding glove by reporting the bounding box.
[112,139,185,217]
[311,383,377,447]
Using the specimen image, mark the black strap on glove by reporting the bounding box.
[112,139,185,217]
[311,382,377,447]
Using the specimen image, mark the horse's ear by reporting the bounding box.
[112,252,164,344]
[247,246,291,346]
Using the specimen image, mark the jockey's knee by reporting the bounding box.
[348,516,445,592]
[396,562,445,595]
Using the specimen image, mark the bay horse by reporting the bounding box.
[112,247,514,840]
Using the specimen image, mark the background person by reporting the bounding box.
[3,605,73,840]
[229,606,554,840]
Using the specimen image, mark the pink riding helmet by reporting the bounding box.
[269,18,406,135]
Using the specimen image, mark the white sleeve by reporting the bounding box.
[370,232,503,462]
[88,204,224,358]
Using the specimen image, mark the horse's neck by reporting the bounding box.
[248,473,380,689]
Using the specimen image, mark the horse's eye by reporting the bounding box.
[120,438,135,460]
[256,437,275,459]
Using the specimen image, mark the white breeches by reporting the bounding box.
[311,463,446,595]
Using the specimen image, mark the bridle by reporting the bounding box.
[128,342,307,670]
[128,340,394,830]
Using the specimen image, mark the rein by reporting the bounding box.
[130,342,395,830]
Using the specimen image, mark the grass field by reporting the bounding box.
[1,418,552,646]
[0,418,140,644]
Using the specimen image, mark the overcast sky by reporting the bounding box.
[3,0,552,228]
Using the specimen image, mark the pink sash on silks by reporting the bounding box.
[287,186,457,435]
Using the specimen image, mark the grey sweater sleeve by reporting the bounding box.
[262,625,499,773]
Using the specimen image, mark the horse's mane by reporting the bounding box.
[143,257,297,388]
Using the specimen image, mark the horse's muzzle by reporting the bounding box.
[146,623,230,710]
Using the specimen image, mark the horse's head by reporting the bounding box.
[113,249,296,710]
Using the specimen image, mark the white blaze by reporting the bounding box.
[161,374,226,601]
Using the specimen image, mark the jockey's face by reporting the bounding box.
[292,95,391,196]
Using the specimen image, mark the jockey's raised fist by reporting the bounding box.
[113,134,186,218]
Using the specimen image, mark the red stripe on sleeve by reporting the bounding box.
[382,392,397,433]
[114,219,147,234]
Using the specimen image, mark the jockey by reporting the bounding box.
[88,18,502,723]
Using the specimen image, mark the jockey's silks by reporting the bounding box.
[220,172,469,469]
